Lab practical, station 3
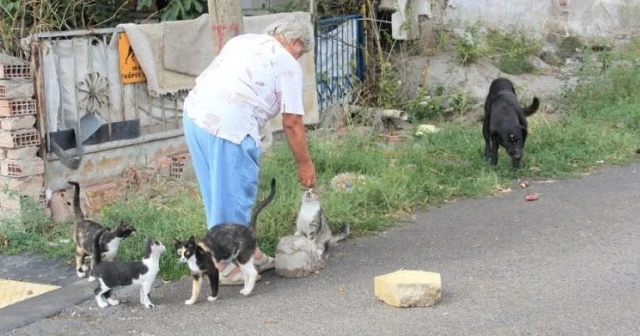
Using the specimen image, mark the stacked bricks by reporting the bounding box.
[0,54,44,221]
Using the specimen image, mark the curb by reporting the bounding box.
[0,280,93,335]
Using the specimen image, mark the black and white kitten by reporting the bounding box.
[294,188,350,257]
[175,177,276,304]
[92,228,166,309]
[68,181,136,280]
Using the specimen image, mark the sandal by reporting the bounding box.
[254,254,276,274]
[218,262,262,286]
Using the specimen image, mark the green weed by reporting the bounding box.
[486,27,540,75]
[453,22,488,65]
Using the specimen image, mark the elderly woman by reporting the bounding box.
[181,18,317,285]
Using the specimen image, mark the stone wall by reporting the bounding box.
[0,55,45,222]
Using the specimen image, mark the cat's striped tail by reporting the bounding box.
[93,228,108,265]
[67,181,84,221]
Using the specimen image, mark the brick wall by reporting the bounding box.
[0,56,45,222]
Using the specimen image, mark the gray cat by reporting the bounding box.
[294,188,349,257]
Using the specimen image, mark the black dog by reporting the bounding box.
[483,77,540,169]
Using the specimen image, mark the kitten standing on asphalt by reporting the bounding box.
[91,228,166,308]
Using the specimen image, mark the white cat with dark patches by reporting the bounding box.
[177,177,277,303]
[294,188,350,257]
[91,228,166,309]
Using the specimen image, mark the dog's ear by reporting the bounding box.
[520,125,528,138]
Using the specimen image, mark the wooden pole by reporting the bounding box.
[208,0,245,56]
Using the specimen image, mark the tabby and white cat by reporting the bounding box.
[92,228,166,308]
[68,181,136,280]
[294,188,349,257]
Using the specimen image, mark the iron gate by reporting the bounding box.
[314,14,366,111]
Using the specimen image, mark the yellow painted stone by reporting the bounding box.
[374,269,442,308]
[0,279,60,309]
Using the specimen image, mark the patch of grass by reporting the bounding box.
[403,84,476,123]
[453,21,489,65]
[487,27,540,75]
[558,35,585,60]
[3,35,640,282]
[421,27,452,56]
[621,36,640,62]
[0,197,73,259]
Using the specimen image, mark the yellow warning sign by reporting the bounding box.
[118,33,146,84]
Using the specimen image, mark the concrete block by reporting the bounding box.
[0,175,44,199]
[0,115,35,130]
[5,146,38,160]
[0,99,37,117]
[0,129,40,148]
[0,64,31,79]
[374,270,442,308]
[0,190,22,210]
[49,190,74,223]
[0,207,20,222]
[0,157,45,177]
[0,80,34,100]
[392,0,432,41]
[275,235,325,278]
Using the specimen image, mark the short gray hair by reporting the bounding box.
[264,18,312,54]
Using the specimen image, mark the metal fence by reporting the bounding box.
[31,28,183,169]
[29,15,367,169]
[315,14,366,111]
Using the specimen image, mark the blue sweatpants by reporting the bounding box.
[182,113,262,229]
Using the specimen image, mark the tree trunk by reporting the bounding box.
[207,0,244,56]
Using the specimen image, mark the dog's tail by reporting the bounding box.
[329,222,350,245]
[249,178,277,230]
[67,181,84,221]
[93,228,107,265]
[523,97,540,117]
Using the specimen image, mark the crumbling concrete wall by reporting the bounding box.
[442,0,640,39]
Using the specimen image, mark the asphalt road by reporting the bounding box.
[5,164,640,336]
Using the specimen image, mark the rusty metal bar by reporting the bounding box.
[33,27,121,40]
[53,40,65,131]
[31,41,49,158]
[133,83,140,121]
[174,97,179,130]
[162,96,167,132]
[72,40,80,136]
[103,34,113,139]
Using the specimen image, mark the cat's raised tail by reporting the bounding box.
[67,181,84,221]
[92,228,108,265]
[249,177,277,230]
